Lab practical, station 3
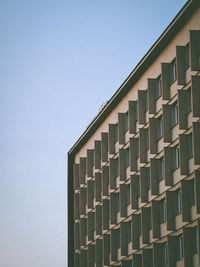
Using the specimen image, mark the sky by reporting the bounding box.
[0,0,188,266]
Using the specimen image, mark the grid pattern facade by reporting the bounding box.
[68,2,200,267]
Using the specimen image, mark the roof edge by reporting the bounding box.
[68,0,199,157]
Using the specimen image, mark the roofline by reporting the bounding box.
[68,0,199,157]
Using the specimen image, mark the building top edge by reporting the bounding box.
[68,0,199,158]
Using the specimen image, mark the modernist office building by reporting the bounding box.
[68,0,200,266]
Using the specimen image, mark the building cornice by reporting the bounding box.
[68,0,199,158]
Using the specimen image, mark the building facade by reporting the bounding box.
[68,0,200,266]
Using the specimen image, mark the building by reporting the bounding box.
[68,0,200,266]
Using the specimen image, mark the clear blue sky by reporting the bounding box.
[0,0,187,266]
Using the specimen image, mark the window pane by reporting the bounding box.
[193,227,198,253]
[170,59,177,84]
[114,123,118,143]
[163,243,168,266]
[125,148,129,169]
[115,158,119,178]
[125,111,129,132]
[149,207,152,229]
[171,102,178,127]
[138,214,141,235]
[127,221,131,243]
[188,133,193,159]
[158,157,164,180]
[157,116,163,139]
[175,189,181,215]
[156,76,162,99]
[116,193,119,213]
[178,235,184,260]
[186,88,191,114]
[173,146,179,170]
[184,43,190,69]
[145,129,149,150]
[160,199,166,223]
[117,229,120,248]
[126,184,130,205]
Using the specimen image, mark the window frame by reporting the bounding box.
[187,133,193,159]
[163,242,168,266]
[173,145,179,171]
[126,183,131,206]
[114,158,119,179]
[156,75,162,100]
[158,157,164,181]
[177,235,184,260]
[114,123,119,144]
[175,189,182,215]
[186,87,192,114]
[184,43,190,70]
[157,115,163,140]
[124,111,129,133]
[116,193,120,213]
[171,101,178,128]
[160,198,166,224]
[170,59,177,84]
[125,148,129,169]
[145,128,149,151]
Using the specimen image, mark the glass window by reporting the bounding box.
[177,190,181,214]
[125,148,129,169]
[147,172,150,189]
[116,229,120,248]
[116,193,119,213]
[114,123,118,144]
[136,138,139,160]
[158,157,164,180]
[138,214,141,235]
[187,133,193,159]
[157,116,163,140]
[175,189,181,215]
[115,158,119,179]
[160,199,166,223]
[126,184,130,205]
[184,43,190,70]
[177,235,184,260]
[163,242,168,266]
[125,111,129,132]
[170,59,177,84]
[149,207,152,229]
[193,226,198,254]
[127,221,131,243]
[186,88,192,114]
[135,102,138,123]
[156,76,162,99]
[144,93,148,112]
[171,102,178,128]
[173,146,179,170]
[145,128,149,151]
